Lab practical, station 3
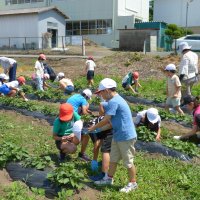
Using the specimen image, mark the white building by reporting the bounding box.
[0,6,68,49]
[154,0,200,31]
[0,0,149,48]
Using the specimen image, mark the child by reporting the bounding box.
[122,71,142,94]
[165,64,184,115]
[135,108,161,141]
[0,73,9,86]
[53,103,83,162]
[34,54,46,91]
[88,78,138,193]
[67,89,93,161]
[0,76,28,101]
[56,72,74,95]
[85,56,96,87]
[173,95,200,145]
[83,102,113,179]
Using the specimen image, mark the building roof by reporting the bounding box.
[0,6,69,19]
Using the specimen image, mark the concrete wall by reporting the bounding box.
[154,0,200,27]
[0,14,38,49]
[119,29,157,52]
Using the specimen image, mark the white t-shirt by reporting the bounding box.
[86,60,96,71]
[135,110,161,127]
[179,51,198,79]
[5,81,19,88]
[72,120,83,141]
[0,57,16,71]
[35,60,44,78]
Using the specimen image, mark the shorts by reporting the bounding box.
[166,97,181,108]
[65,85,74,95]
[89,130,108,143]
[110,138,136,168]
[87,70,94,80]
[101,133,113,153]
[0,84,11,95]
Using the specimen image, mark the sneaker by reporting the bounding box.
[78,152,91,162]
[119,182,138,193]
[89,173,105,181]
[173,136,181,140]
[94,177,113,185]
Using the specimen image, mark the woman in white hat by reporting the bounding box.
[134,107,161,141]
[178,42,198,98]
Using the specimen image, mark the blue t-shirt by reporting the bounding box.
[106,94,137,142]
[67,94,88,113]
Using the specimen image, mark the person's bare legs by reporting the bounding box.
[102,152,110,173]
[175,106,184,115]
[128,164,137,182]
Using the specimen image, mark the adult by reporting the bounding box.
[134,108,161,141]
[88,78,138,193]
[0,56,17,81]
[178,42,199,98]
[122,71,142,94]
[0,76,28,101]
[53,103,83,161]
[56,72,74,95]
[85,56,96,87]
[34,54,46,91]
[67,89,92,161]
[173,95,200,145]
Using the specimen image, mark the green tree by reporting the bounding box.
[165,24,193,53]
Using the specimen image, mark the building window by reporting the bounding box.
[5,0,43,4]
[66,19,112,36]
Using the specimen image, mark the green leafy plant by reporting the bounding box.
[137,126,157,142]
[163,139,200,157]
[47,162,87,190]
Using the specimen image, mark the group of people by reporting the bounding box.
[0,41,199,193]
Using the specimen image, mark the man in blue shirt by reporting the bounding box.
[88,78,138,193]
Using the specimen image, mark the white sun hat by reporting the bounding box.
[146,108,159,124]
[178,42,192,52]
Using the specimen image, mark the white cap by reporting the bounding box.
[147,108,159,124]
[165,64,176,71]
[0,73,9,80]
[178,42,191,52]
[83,89,92,99]
[72,120,83,141]
[95,78,117,94]
[56,72,65,81]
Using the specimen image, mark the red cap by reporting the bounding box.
[17,76,26,84]
[133,71,139,79]
[59,103,74,122]
[39,54,46,60]
[88,56,94,61]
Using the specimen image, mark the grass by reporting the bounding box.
[0,110,200,200]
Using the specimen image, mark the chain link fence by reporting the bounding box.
[0,36,85,55]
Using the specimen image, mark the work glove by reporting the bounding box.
[24,98,29,102]
[91,160,99,171]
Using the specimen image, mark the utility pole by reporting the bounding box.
[185,0,194,35]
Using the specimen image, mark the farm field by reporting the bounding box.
[0,47,200,200]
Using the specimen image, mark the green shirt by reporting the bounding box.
[122,72,133,85]
[53,112,81,137]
